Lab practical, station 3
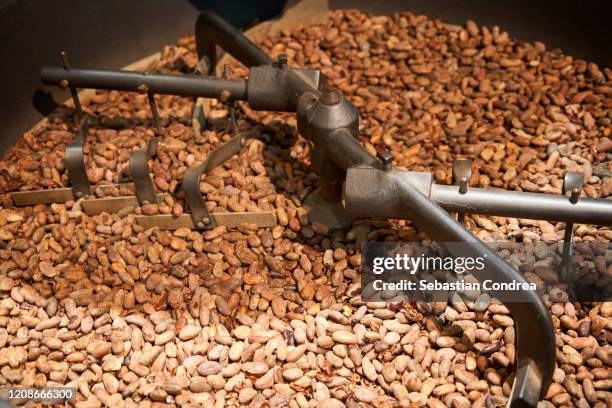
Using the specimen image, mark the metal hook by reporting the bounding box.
[560,171,584,281]
[452,159,472,223]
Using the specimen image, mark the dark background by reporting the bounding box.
[0,0,610,154]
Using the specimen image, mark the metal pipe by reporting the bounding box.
[41,67,248,100]
[431,184,612,225]
[195,10,273,71]
[327,128,379,170]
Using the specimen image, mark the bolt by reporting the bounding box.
[59,80,69,89]
[380,150,393,171]
[277,53,288,68]
[201,217,210,225]
[320,87,341,105]
[60,51,70,69]
[74,191,83,198]
[570,189,580,204]
[459,178,468,194]
[137,84,148,94]
[196,222,205,229]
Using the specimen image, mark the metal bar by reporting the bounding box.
[135,211,276,230]
[60,51,83,119]
[81,194,170,215]
[128,140,159,205]
[64,117,91,198]
[326,128,380,171]
[344,167,555,406]
[431,184,612,226]
[560,172,584,280]
[41,67,248,101]
[11,182,137,207]
[147,93,161,135]
[11,188,75,206]
[195,10,273,72]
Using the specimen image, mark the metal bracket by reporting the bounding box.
[183,132,245,229]
[560,171,584,281]
[65,116,92,199]
[452,159,472,223]
[127,91,162,205]
[128,137,160,205]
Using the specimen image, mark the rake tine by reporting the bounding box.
[183,132,246,229]
[128,138,160,206]
[191,59,209,143]
[125,86,164,206]
[146,92,162,135]
[223,64,238,134]
[60,51,84,120]
[560,171,584,282]
[64,116,92,199]
[452,159,472,223]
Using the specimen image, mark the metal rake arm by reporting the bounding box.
[344,167,555,407]
[41,67,248,100]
